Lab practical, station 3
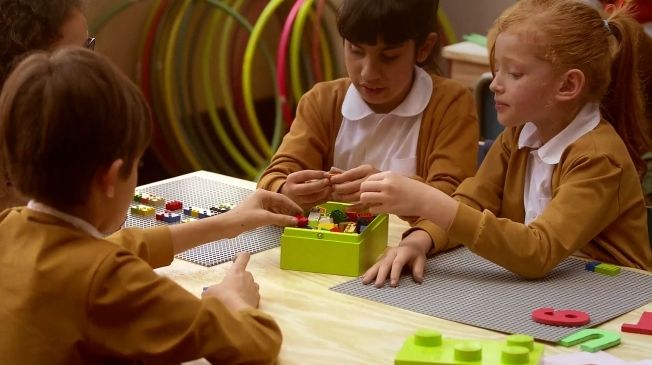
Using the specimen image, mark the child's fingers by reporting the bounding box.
[291,178,331,196]
[359,180,384,193]
[389,256,409,287]
[264,190,303,215]
[332,179,363,195]
[287,170,330,184]
[329,166,344,174]
[346,202,372,212]
[359,190,385,205]
[374,260,392,288]
[364,171,391,182]
[411,255,426,284]
[230,252,251,273]
[330,166,370,184]
[266,212,300,227]
[334,191,361,203]
[361,262,381,285]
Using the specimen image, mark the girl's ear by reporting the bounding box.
[416,32,438,63]
[556,68,585,102]
[98,159,124,198]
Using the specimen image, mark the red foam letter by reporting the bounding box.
[621,311,652,335]
[532,307,591,327]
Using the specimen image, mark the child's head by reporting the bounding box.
[0,0,87,86]
[488,0,649,175]
[0,47,151,215]
[337,0,439,113]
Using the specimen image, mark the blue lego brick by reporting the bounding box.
[584,261,601,272]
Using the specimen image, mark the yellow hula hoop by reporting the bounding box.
[162,0,203,170]
[290,0,315,102]
[241,0,287,158]
[176,2,220,171]
[437,10,458,45]
[214,0,266,167]
[202,2,260,177]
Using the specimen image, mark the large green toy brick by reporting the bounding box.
[395,330,544,365]
[280,202,388,276]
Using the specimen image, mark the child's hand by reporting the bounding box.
[329,164,380,202]
[203,253,260,311]
[280,170,332,210]
[361,231,431,287]
[359,171,428,217]
[360,172,459,231]
[232,189,303,227]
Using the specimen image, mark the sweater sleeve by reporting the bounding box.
[105,226,175,269]
[257,81,345,192]
[404,78,480,253]
[449,152,624,279]
[85,249,282,364]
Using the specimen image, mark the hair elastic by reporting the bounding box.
[603,19,612,34]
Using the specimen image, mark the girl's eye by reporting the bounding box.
[350,45,363,54]
[382,54,399,62]
[509,73,523,79]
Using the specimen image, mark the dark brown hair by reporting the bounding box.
[337,0,440,72]
[0,0,84,87]
[488,0,650,176]
[0,47,152,208]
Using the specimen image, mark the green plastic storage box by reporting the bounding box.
[280,202,388,276]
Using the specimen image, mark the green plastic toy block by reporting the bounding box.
[280,202,388,276]
[559,329,621,352]
[395,330,544,365]
[594,263,621,276]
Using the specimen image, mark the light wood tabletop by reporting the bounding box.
[143,171,652,365]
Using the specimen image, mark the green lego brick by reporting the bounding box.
[594,263,621,276]
[280,202,388,276]
[559,329,621,352]
[395,330,544,365]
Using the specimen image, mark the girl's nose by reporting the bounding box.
[489,76,502,93]
[361,59,381,81]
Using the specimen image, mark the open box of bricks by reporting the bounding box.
[280,202,388,276]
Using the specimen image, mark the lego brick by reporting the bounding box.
[280,202,388,276]
[559,329,621,352]
[585,261,601,272]
[130,204,155,217]
[594,263,621,276]
[135,192,165,207]
[531,307,590,327]
[621,311,652,335]
[165,200,183,211]
[198,210,214,219]
[330,209,347,224]
[394,330,543,365]
[295,215,308,228]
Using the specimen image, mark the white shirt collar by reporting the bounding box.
[341,66,433,120]
[518,102,601,164]
[27,200,105,238]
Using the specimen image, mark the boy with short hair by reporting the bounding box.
[0,47,300,365]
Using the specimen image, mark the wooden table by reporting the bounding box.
[145,171,652,364]
[442,41,491,90]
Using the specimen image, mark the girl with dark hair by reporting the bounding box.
[259,0,479,264]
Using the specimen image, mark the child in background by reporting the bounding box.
[0,48,301,364]
[360,0,652,285]
[258,0,478,260]
[0,0,93,211]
